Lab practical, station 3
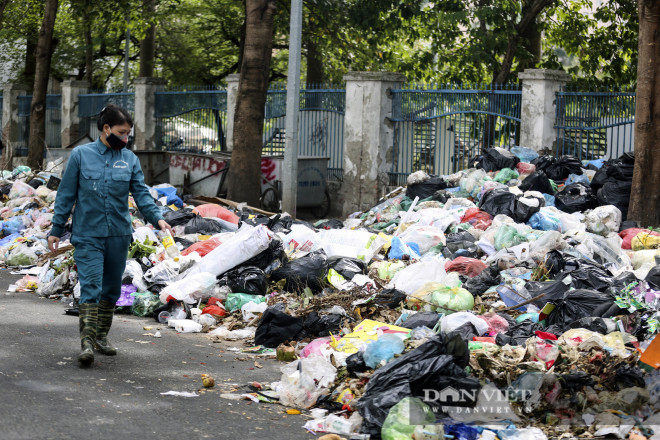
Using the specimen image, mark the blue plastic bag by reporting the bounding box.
[364,334,406,368]
[511,146,539,163]
[389,236,421,259]
[542,194,555,207]
[565,173,590,186]
[154,186,183,208]
[0,232,21,246]
[528,210,561,231]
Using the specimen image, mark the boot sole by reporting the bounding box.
[78,352,94,366]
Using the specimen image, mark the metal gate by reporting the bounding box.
[262,84,345,181]
[78,92,134,144]
[554,89,635,160]
[155,88,228,154]
[15,94,62,156]
[389,84,521,186]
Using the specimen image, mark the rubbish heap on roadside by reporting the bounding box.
[3,147,660,440]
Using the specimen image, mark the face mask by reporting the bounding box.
[106,132,128,150]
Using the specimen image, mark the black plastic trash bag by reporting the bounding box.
[446,230,477,244]
[406,176,447,200]
[544,250,565,276]
[447,322,480,342]
[524,280,570,307]
[463,266,501,296]
[346,351,369,376]
[544,156,584,181]
[545,289,615,331]
[225,266,268,296]
[590,166,610,191]
[432,189,452,203]
[401,312,440,329]
[531,155,556,172]
[316,219,345,229]
[270,250,328,293]
[184,216,226,234]
[372,288,407,309]
[476,147,520,172]
[163,209,196,226]
[254,305,304,348]
[357,334,478,436]
[496,320,546,346]
[569,317,613,334]
[597,180,632,220]
[555,182,598,214]
[514,192,545,223]
[519,170,555,195]
[615,365,646,389]
[327,256,367,280]
[301,311,345,338]
[479,188,517,218]
[647,265,660,290]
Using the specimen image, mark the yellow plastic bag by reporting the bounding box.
[632,232,660,251]
[330,319,410,354]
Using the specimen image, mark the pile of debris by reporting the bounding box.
[3,147,660,440]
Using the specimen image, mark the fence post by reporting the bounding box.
[340,72,406,217]
[224,74,240,152]
[1,83,30,168]
[60,80,89,148]
[518,69,571,153]
[134,77,166,150]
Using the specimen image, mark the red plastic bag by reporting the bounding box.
[181,237,224,257]
[192,203,239,224]
[516,162,536,176]
[444,256,488,278]
[478,313,509,336]
[619,228,660,250]
[202,303,228,318]
[460,208,493,230]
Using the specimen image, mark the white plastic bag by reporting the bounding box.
[585,205,622,236]
[9,180,36,199]
[279,224,321,257]
[387,256,447,295]
[397,224,446,255]
[241,300,268,321]
[276,356,337,409]
[169,319,203,333]
[144,259,180,284]
[159,272,217,304]
[123,259,148,292]
[184,224,273,278]
[318,228,387,262]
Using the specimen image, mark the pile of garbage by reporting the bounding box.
[3,147,660,440]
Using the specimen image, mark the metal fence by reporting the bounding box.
[155,88,227,154]
[263,84,345,181]
[15,94,62,157]
[554,89,635,160]
[78,92,135,144]
[389,84,521,186]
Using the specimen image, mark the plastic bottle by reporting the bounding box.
[159,230,180,258]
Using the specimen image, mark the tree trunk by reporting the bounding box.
[82,4,93,86]
[139,0,156,77]
[22,36,38,91]
[629,0,660,226]
[226,0,277,206]
[305,39,323,86]
[26,0,58,171]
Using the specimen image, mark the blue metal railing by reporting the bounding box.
[155,89,228,153]
[78,92,135,143]
[262,84,345,181]
[15,94,62,156]
[554,89,635,160]
[389,83,522,185]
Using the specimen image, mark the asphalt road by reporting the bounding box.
[0,269,314,440]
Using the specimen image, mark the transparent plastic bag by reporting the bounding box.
[388,256,448,294]
[144,259,180,284]
[397,224,446,255]
[158,272,217,304]
[585,205,622,236]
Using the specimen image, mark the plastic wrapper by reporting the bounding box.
[163,209,195,226]
[224,266,268,295]
[158,272,217,304]
[36,268,68,297]
[276,356,337,409]
[528,207,562,231]
[585,205,622,236]
[406,176,447,200]
[460,208,493,230]
[122,259,148,292]
[479,188,517,218]
[532,155,583,181]
[516,162,536,175]
[153,184,183,208]
[241,300,268,321]
[463,266,500,295]
[372,288,407,309]
[185,224,273,278]
[555,182,598,214]
[494,224,527,250]
[117,284,137,307]
[144,259,180,284]
[131,291,163,317]
[444,256,487,278]
[399,311,440,330]
[356,334,477,436]
[270,249,328,293]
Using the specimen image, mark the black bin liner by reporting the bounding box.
[163,209,196,226]
[519,170,555,195]
[544,156,584,181]
[545,289,615,331]
[184,216,226,234]
[224,266,268,296]
[479,188,517,218]
[327,256,367,280]
[254,305,304,348]
[476,147,520,172]
[401,312,440,329]
[270,250,328,293]
[597,180,632,220]
[555,183,598,214]
[406,176,447,200]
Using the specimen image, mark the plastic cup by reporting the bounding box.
[157,311,171,324]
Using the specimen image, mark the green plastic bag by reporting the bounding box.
[494,224,527,250]
[130,291,163,317]
[225,293,266,313]
[381,397,443,440]
[494,167,519,183]
[409,281,474,314]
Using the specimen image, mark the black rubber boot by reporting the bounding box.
[95,300,117,356]
[78,303,98,367]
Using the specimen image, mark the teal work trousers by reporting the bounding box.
[71,235,132,304]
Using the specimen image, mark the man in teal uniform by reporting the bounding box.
[48,104,173,367]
